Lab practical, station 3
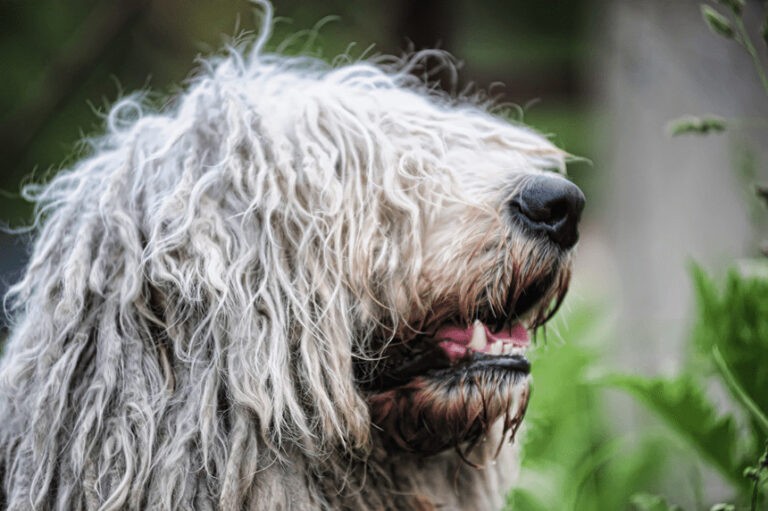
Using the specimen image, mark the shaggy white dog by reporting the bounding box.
[0,5,584,510]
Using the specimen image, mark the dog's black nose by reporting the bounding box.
[510,175,585,249]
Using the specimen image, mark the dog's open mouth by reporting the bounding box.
[359,273,559,393]
[363,319,532,392]
[361,273,566,455]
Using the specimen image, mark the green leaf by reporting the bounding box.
[597,373,749,486]
[567,438,670,511]
[762,18,768,48]
[690,266,768,432]
[701,5,736,39]
[714,0,744,15]
[712,346,768,436]
[667,115,727,136]
[710,504,736,511]
[630,493,684,511]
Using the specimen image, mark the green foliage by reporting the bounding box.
[691,266,768,429]
[701,5,736,39]
[600,267,768,509]
[507,270,768,510]
[631,493,683,511]
[714,0,744,16]
[762,17,768,48]
[699,1,768,98]
[742,443,768,510]
[645,4,768,506]
[667,115,727,137]
[597,373,749,487]
[506,301,666,510]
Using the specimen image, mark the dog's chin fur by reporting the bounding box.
[368,370,531,455]
[0,8,574,510]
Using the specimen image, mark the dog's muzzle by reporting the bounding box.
[509,175,585,249]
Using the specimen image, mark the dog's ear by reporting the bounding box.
[0,85,376,508]
[0,120,199,506]
[133,92,375,456]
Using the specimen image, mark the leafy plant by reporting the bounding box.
[701,0,768,96]
[631,493,684,511]
[625,3,768,506]
[599,267,768,510]
[596,372,749,488]
[506,301,668,511]
[669,0,768,138]
[692,268,768,437]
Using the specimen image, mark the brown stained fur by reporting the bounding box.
[368,368,530,455]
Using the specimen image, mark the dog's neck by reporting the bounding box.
[249,423,521,511]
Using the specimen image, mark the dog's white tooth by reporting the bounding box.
[502,344,512,355]
[469,321,486,350]
[489,341,502,355]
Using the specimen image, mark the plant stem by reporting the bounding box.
[733,15,768,98]
[712,346,768,436]
[749,443,767,511]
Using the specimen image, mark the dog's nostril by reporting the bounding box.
[528,197,569,226]
[510,175,585,249]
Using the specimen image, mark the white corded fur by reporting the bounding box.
[0,4,568,510]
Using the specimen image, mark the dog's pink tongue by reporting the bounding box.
[435,323,530,346]
[433,325,474,343]
[435,322,530,361]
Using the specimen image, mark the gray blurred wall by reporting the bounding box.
[594,0,768,374]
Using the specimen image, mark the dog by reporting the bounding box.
[0,5,584,510]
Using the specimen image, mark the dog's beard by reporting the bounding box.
[367,360,531,458]
[358,255,571,457]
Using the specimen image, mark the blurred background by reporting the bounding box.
[2,1,767,509]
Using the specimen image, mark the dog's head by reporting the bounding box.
[140,54,584,456]
[5,49,583,470]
